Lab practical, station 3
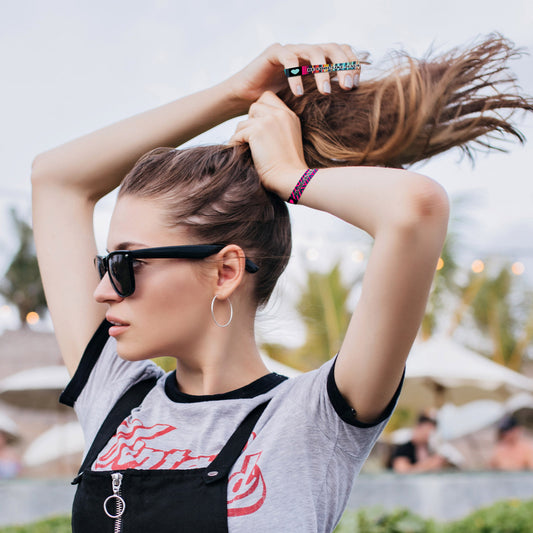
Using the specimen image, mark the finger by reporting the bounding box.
[233,118,252,133]
[248,103,285,122]
[254,91,292,111]
[304,46,333,95]
[348,47,372,87]
[228,120,253,145]
[338,43,360,90]
[228,130,246,146]
[342,45,361,88]
[284,44,331,95]
[318,42,359,90]
[273,45,305,98]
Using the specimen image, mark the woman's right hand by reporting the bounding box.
[225,42,359,105]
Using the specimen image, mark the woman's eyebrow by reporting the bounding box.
[106,241,148,252]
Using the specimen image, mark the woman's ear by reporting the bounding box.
[213,245,246,299]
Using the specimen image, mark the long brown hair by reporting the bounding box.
[280,33,532,168]
[120,34,532,307]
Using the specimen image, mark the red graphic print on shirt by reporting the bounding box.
[94,417,216,470]
[227,449,267,516]
[93,418,267,516]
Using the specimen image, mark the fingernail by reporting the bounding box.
[353,73,360,88]
[344,75,353,89]
[323,81,331,94]
[296,85,303,96]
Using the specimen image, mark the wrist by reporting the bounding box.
[269,166,312,202]
[214,79,254,118]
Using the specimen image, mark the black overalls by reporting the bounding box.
[70,377,274,533]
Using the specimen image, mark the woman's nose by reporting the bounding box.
[93,272,123,303]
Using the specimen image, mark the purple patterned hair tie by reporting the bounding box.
[287,169,318,204]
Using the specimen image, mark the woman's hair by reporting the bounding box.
[120,34,532,306]
[280,33,532,168]
[119,145,290,307]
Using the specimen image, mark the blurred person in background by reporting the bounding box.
[0,429,21,479]
[390,412,448,473]
[489,416,533,470]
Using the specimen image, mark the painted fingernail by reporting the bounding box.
[353,73,360,88]
[344,75,353,89]
[323,81,331,94]
[296,85,303,96]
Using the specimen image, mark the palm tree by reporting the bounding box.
[449,263,533,371]
[420,232,460,339]
[420,193,477,340]
[0,208,47,327]
[262,263,355,372]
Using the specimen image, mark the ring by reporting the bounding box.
[284,61,361,78]
[103,494,126,518]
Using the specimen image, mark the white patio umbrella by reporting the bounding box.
[399,336,533,409]
[0,365,70,410]
[436,400,506,440]
[23,421,84,467]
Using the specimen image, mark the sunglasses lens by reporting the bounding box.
[108,254,133,297]
[94,257,106,280]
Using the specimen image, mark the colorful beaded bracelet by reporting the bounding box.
[287,169,318,204]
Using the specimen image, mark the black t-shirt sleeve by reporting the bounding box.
[326,356,405,428]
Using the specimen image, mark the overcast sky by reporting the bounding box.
[1,0,532,333]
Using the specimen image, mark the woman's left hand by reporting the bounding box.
[225,42,358,106]
[229,91,308,199]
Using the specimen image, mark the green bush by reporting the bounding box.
[443,499,533,533]
[0,516,71,533]
[335,506,438,533]
[336,500,533,533]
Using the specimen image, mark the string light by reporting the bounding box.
[471,260,485,274]
[351,249,364,263]
[26,311,40,325]
[511,262,525,275]
[436,257,444,271]
[306,248,319,261]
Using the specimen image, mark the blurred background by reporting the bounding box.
[1,0,533,528]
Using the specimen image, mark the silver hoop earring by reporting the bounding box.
[211,295,233,328]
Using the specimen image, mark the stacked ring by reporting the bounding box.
[284,61,361,78]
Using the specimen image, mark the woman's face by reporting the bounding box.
[94,195,216,361]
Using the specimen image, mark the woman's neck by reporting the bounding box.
[173,327,270,396]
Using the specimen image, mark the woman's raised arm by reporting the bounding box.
[32,43,354,375]
[231,90,449,423]
[31,83,250,375]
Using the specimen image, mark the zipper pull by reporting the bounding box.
[103,472,126,519]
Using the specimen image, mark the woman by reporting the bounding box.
[32,37,529,532]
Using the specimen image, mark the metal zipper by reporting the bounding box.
[103,472,125,533]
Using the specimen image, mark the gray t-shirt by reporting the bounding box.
[61,321,401,532]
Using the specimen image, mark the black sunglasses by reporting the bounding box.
[95,244,259,298]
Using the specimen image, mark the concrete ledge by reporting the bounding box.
[1,472,533,526]
[0,479,75,526]
[348,471,533,521]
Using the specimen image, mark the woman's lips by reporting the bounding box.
[109,324,128,337]
[106,316,130,337]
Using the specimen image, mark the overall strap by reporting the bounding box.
[74,377,158,480]
[203,400,270,484]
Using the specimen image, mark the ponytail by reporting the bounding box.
[278,34,533,168]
